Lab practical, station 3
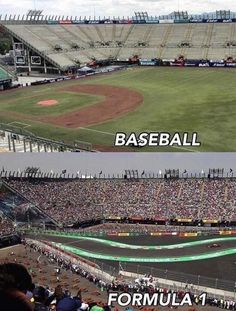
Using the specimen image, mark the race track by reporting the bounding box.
[31,233,236,281]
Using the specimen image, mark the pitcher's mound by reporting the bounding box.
[37,99,58,107]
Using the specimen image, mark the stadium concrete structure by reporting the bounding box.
[1,10,236,74]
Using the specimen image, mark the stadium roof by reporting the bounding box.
[1,10,236,22]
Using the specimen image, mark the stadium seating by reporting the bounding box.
[2,178,236,226]
[0,215,15,236]
[4,23,236,69]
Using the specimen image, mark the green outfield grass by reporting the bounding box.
[0,67,235,151]
[0,91,102,117]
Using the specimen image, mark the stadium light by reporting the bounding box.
[216,10,231,20]
[124,169,139,180]
[25,166,40,176]
[134,12,149,21]
[209,168,224,178]
[165,169,180,179]
[26,10,43,21]
[227,168,233,178]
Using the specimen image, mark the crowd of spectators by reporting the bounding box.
[0,214,15,236]
[0,261,110,311]
[24,240,236,311]
[1,239,235,311]
[3,178,236,226]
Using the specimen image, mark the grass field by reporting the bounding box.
[0,91,102,117]
[0,67,236,151]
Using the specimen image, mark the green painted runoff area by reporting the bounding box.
[52,242,236,262]
[45,232,236,250]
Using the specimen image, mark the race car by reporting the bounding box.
[207,243,221,248]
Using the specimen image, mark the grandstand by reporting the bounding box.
[0,170,236,309]
[1,10,236,73]
[0,175,235,227]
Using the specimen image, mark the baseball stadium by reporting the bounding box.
[0,9,236,152]
[0,164,236,310]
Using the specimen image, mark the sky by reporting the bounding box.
[0,0,236,18]
[0,153,235,176]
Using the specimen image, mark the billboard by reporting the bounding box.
[15,56,25,65]
[47,20,58,24]
[139,60,157,66]
[226,63,236,67]
[159,19,174,24]
[174,19,190,23]
[59,20,72,24]
[31,56,41,65]
[146,20,159,24]
[133,20,146,24]
[72,20,85,24]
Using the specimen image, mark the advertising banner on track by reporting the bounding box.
[174,19,189,23]
[59,20,72,24]
[159,19,174,24]
[203,220,218,224]
[176,218,192,223]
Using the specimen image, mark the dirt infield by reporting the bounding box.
[37,99,59,106]
[40,84,143,128]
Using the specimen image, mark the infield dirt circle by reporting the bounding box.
[37,99,59,107]
[40,84,143,127]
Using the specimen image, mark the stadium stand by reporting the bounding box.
[2,10,236,73]
[0,174,236,310]
[1,177,236,226]
[0,214,15,236]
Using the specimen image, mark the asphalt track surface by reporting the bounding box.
[33,234,236,281]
